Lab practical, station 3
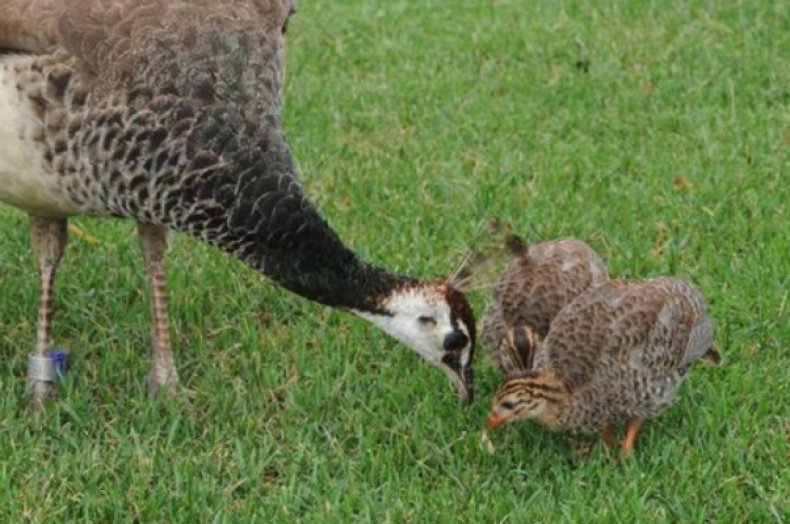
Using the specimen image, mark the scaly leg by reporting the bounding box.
[619,418,644,456]
[28,215,68,411]
[137,223,179,395]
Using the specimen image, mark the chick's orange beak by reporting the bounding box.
[486,412,505,429]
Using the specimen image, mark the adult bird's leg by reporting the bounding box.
[137,223,179,395]
[28,215,68,411]
[619,418,644,456]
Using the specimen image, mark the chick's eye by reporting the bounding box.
[501,400,516,410]
[418,316,437,326]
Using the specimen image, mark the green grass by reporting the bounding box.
[1,0,788,521]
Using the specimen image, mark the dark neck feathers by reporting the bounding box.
[152,115,417,312]
[223,153,416,311]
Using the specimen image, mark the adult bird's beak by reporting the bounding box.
[441,356,474,404]
[486,412,505,429]
[442,365,473,405]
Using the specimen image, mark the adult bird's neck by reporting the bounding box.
[145,122,414,313]
[224,165,414,312]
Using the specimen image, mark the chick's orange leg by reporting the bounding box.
[619,418,644,455]
[601,422,616,448]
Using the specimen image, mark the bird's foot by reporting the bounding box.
[566,436,595,456]
[147,368,180,397]
[28,380,56,412]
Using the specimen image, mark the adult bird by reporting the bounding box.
[0,0,475,410]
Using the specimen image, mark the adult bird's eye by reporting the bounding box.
[418,315,437,326]
[501,400,516,410]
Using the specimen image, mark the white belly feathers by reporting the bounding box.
[0,55,78,217]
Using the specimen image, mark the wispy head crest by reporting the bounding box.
[448,218,521,292]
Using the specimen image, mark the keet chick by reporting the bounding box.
[487,277,720,455]
[481,236,608,374]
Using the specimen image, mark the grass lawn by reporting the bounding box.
[1,0,788,521]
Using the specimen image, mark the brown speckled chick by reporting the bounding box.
[481,236,609,374]
[487,277,721,455]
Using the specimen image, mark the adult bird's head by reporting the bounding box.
[355,281,476,403]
